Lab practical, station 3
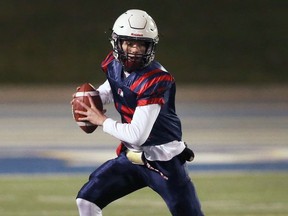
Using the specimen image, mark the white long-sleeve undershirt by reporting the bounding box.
[103,104,160,149]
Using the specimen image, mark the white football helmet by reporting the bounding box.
[110,9,159,72]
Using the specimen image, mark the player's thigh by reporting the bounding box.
[77,153,146,208]
[148,158,203,215]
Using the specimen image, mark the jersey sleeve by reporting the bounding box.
[101,51,115,73]
[130,69,175,106]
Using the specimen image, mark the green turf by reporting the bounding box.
[0,172,287,216]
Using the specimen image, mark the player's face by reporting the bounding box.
[121,40,147,58]
[121,40,147,71]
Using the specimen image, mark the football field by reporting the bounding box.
[0,173,288,216]
[0,85,288,215]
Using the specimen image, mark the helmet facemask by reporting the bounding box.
[111,33,157,72]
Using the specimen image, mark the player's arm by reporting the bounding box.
[103,104,161,147]
[96,80,113,105]
[75,95,161,146]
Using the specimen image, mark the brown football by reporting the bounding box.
[72,83,103,133]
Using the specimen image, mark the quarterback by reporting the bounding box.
[73,9,204,216]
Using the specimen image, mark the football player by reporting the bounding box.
[73,9,204,216]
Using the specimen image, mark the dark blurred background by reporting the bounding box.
[1,0,287,85]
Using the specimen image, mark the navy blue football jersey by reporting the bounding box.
[101,52,182,146]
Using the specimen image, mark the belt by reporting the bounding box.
[125,145,194,180]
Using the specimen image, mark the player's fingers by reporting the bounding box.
[70,98,76,105]
[74,109,87,115]
[78,116,88,121]
[76,99,90,110]
[87,94,96,109]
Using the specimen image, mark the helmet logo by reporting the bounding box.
[131,33,143,37]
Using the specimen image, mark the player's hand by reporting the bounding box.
[74,94,107,126]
